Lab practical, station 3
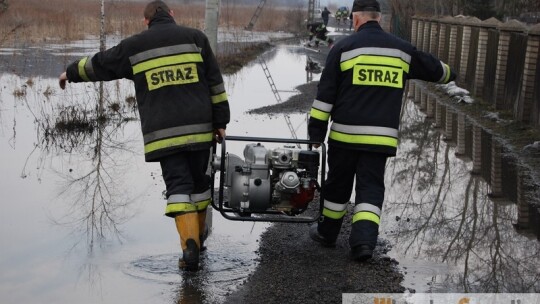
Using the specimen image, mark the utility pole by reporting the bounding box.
[205,0,220,53]
[308,0,315,23]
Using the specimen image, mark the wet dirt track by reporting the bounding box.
[222,209,406,304]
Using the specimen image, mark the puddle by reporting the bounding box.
[382,100,540,292]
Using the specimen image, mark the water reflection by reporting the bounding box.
[34,80,139,248]
[384,100,540,292]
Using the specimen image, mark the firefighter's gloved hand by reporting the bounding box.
[214,128,226,143]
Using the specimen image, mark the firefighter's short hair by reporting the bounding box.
[144,0,171,21]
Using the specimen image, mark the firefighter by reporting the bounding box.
[306,21,334,48]
[307,0,456,261]
[58,0,230,271]
[321,7,331,26]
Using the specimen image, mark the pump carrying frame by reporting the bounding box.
[210,135,326,223]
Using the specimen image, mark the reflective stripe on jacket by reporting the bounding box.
[308,21,453,156]
[66,11,230,161]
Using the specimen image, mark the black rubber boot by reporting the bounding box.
[179,239,200,271]
[309,224,336,247]
[351,244,374,262]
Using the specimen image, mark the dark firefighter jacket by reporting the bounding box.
[307,22,327,35]
[308,21,455,156]
[65,11,230,162]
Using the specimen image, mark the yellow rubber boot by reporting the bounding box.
[175,212,200,271]
[198,210,208,252]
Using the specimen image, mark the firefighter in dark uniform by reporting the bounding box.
[308,0,456,261]
[306,21,334,48]
[58,0,230,271]
[322,7,331,26]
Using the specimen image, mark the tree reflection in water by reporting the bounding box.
[30,79,140,250]
[385,98,540,292]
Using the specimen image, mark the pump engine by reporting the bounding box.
[212,137,324,221]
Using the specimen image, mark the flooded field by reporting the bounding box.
[0,43,313,303]
[1,37,539,304]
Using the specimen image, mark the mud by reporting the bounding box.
[246,81,318,115]
[223,206,405,304]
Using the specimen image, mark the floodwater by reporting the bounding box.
[384,100,540,292]
[0,42,315,303]
[1,38,539,304]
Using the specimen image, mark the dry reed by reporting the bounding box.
[0,0,306,45]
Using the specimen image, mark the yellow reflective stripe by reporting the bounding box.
[353,65,403,88]
[352,211,380,225]
[132,53,203,75]
[195,199,211,211]
[145,63,199,91]
[322,208,347,219]
[211,92,228,104]
[165,202,197,215]
[443,63,451,83]
[78,57,90,81]
[144,132,213,154]
[340,55,410,73]
[310,108,330,121]
[329,130,398,147]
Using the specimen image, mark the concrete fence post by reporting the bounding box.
[408,81,416,100]
[494,20,527,110]
[429,18,439,54]
[516,24,540,124]
[474,18,501,97]
[458,17,481,85]
[445,107,454,141]
[437,19,448,59]
[456,113,466,156]
[420,89,427,110]
[489,140,503,197]
[411,17,419,46]
[472,125,482,174]
[447,20,458,70]
[516,173,530,229]
[417,18,425,51]
[435,100,443,127]
[423,18,431,52]
[414,82,421,104]
[426,92,435,118]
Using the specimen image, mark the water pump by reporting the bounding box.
[211,136,326,223]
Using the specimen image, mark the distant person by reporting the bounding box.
[306,21,334,48]
[321,7,331,26]
[308,0,456,261]
[58,0,230,272]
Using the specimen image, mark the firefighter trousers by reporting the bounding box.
[160,149,212,217]
[318,144,387,249]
